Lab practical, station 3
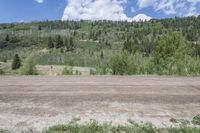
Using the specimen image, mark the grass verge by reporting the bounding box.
[44,120,200,133]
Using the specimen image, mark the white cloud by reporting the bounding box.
[62,0,151,22]
[131,14,151,21]
[137,0,200,16]
[35,0,44,4]
[138,0,155,8]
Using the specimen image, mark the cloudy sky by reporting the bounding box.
[0,0,200,23]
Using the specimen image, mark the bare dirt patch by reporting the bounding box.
[0,76,200,132]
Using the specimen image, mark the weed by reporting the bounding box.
[170,118,178,123]
[44,121,200,133]
[62,66,73,75]
[192,114,200,125]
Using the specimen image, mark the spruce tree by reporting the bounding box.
[69,37,74,51]
[5,34,10,42]
[47,37,54,49]
[100,51,104,59]
[12,54,21,70]
[55,35,64,49]
[64,37,69,50]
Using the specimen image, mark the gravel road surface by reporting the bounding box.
[0,76,200,132]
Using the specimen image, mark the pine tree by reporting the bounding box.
[64,37,69,50]
[12,54,21,70]
[38,25,42,30]
[47,37,54,49]
[55,35,64,49]
[5,34,10,42]
[100,51,104,59]
[69,37,74,51]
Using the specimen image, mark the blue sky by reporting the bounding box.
[0,0,200,23]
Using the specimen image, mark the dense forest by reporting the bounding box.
[0,16,200,75]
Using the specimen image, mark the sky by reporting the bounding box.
[0,0,200,23]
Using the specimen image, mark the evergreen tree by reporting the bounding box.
[47,37,54,49]
[100,51,104,59]
[55,35,64,49]
[11,54,21,70]
[123,39,132,53]
[38,25,42,30]
[64,37,69,50]
[69,37,75,51]
[5,34,10,42]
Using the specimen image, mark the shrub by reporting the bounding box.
[0,129,4,133]
[108,52,152,75]
[192,114,200,125]
[62,66,73,75]
[97,64,109,75]
[0,69,4,75]
[75,70,80,75]
[178,119,190,126]
[90,69,96,75]
[152,32,194,75]
[109,51,129,75]
[20,54,38,75]
[170,118,178,123]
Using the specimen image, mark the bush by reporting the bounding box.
[97,64,109,75]
[192,114,200,125]
[20,54,38,75]
[0,69,4,75]
[108,52,152,75]
[170,118,178,123]
[90,69,96,75]
[152,32,194,75]
[62,66,73,75]
[0,129,4,133]
[109,51,129,75]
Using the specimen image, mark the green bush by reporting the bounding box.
[90,69,96,75]
[0,129,4,133]
[62,66,73,75]
[0,69,4,75]
[192,114,200,125]
[20,54,38,75]
[109,51,129,75]
[97,64,109,75]
[108,52,152,75]
[152,32,194,75]
[170,118,178,123]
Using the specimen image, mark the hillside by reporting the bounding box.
[0,16,200,75]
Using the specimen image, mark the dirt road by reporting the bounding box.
[0,76,200,132]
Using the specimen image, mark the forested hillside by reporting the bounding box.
[1,16,200,75]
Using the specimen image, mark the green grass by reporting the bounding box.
[0,129,4,133]
[192,114,200,125]
[44,120,200,133]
